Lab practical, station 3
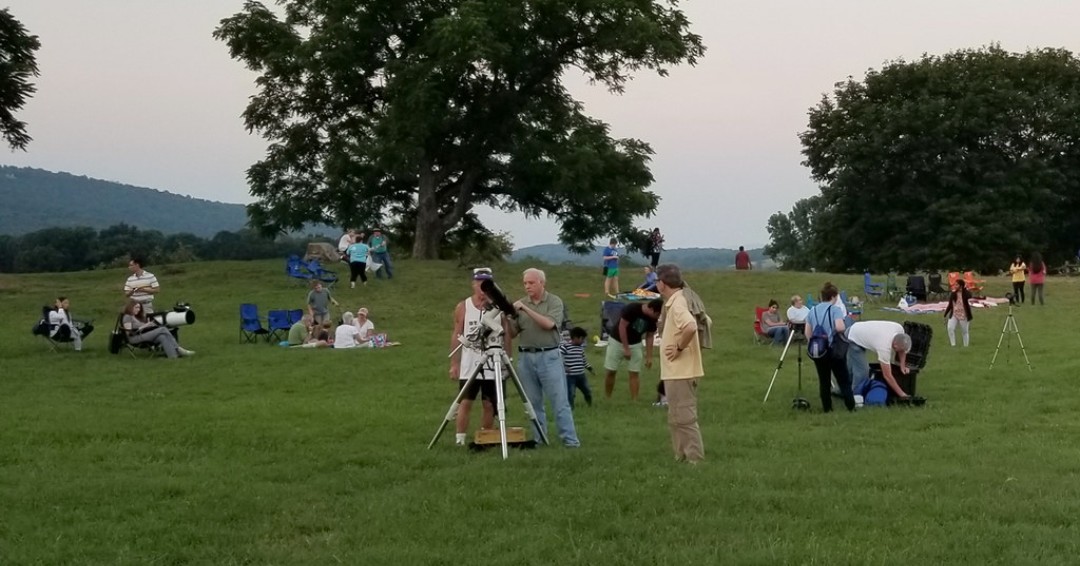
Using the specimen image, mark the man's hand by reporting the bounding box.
[622,349,632,360]
[663,343,679,361]
[645,357,653,370]
[513,300,525,311]
[900,364,910,375]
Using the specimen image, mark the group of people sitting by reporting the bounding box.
[757,295,815,346]
[287,306,382,349]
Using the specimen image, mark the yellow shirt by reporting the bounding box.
[660,289,704,381]
[1010,262,1026,283]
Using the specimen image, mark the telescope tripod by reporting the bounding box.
[989,306,1033,371]
[428,342,549,458]
[763,328,811,410]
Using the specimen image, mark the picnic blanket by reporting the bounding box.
[882,297,1008,314]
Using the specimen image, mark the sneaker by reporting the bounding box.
[178,347,196,357]
[653,400,668,407]
[350,282,356,289]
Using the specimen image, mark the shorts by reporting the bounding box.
[459,378,498,403]
[604,340,645,372]
[604,267,620,278]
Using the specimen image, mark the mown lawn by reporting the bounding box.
[2,259,1079,565]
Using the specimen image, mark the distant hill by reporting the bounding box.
[0,166,250,237]
[511,244,771,271]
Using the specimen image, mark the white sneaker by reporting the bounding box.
[351,282,356,289]
[178,347,196,357]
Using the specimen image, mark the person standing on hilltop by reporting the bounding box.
[602,238,620,298]
[368,228,394,279]
[734,246,752,271]
[646,227,664,268]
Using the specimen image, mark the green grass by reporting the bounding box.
[2,260,1080,565]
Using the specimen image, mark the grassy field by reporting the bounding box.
[2,259,1080,565]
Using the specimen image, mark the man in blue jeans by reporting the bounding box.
[512,267,580,447]
[368,228,393,279]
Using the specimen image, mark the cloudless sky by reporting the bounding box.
[3,1,1079,249]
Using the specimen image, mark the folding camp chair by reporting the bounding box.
[905,274,927,301]
[885,272,900,299]
[305,259,339,288]
[286,255,314,286]
[240,303,269,343]
[805,293,817,308]
[926,272,948,300]
[107,313,159,358]
[287,309,305,324]
[266,309,291,343]
[752,306,771,345]
[963,271,984,295]
[863,272,884,302]
[32,306,93,352]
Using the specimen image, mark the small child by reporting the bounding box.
[653,380,667,407]
[560,327,594,408]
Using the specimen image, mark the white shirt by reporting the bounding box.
[846,320,905,363]
[337,234,353,252]
[353,318,375,341]
[334,324,361,348]
[786,305,810,324]
[124,270,159,308]
[48,308,74,337]
[459,298,496,380]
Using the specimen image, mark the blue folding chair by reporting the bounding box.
[805,293,817,308]
[287,309,305,324]
[863,272,884,302]
[305,258,339,288]
[286,255,314,286]
[240,303,269,343]
[266,309,291,343]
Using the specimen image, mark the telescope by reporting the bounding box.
[479,279,517,317]
[149,303,196,328]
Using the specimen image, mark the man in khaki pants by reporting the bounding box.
[656,264,704,463]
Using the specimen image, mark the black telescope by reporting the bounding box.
[480,279,517,317]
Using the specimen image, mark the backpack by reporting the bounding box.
[806,305,832,360]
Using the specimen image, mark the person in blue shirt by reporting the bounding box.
[637,266,658,292]
[346,236,370,289]
[803,282,856,412]
[602,238,620,298]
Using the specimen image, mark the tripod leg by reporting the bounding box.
[763,329,795,403]
[988,314,1012,370]
[1010,317,1034,371]
[427,364,482,449]
[502,353,550,446]
[491,361,509,460]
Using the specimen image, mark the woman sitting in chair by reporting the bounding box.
[761,299,790,346]
[48,296,90,351]
[122,300,194,358]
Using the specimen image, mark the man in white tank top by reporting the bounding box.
[448,268,512,445]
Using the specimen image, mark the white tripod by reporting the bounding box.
[989,306,1033,371]
[428,309,548,458]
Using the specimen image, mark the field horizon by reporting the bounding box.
[2,259,1079,565]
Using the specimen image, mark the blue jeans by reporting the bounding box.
[766,325,789,345]
[846,341,870,385]
[518,349,580,447]
[373,251,393,279]
[565,373,592,408]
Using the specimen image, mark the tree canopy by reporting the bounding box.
[215,0,704,258]
[767,46,1080,273]
[0,8,40,151]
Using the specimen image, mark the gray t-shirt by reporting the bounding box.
[307,289,332,315]
[513,292,564,349]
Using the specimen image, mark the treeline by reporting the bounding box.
[0,224,322,273]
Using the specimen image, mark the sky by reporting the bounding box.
[3,1,1079,249]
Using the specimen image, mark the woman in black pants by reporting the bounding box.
[804,282,856,412]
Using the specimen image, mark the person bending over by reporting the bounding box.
[637,266,659,292]
[122,300,194,358]
[845,320,911,400]
[603,299,662,401]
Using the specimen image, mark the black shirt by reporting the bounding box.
[607,302,657,346]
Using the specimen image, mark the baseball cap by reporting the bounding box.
[357,307,369,316]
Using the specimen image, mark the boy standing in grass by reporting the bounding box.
[306,280,339,325]
[602,238,620,298]
[560,327,594,408]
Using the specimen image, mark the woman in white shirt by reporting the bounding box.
[352,307,375,342]
[334,312,363,348]
[48,296,85,351]
[786,295,810,326]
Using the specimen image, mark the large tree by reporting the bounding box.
[215,1,704,258]
[0,8,40,151]
[776,46,1080,272]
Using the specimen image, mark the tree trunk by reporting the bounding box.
[412,164,444,259]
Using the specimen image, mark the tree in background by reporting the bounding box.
[215,1,704,258]
[771,46,1080,272]
[0,8,40,151]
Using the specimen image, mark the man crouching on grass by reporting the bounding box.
[655,264,705,464]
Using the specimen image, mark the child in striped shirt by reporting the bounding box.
[560,327,594,408]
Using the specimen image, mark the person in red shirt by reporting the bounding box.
[734,246,752,270]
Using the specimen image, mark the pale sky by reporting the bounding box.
[3,1,1078,249]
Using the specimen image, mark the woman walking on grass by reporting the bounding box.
[1029,252,1046,305]
[943,279,973,347]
